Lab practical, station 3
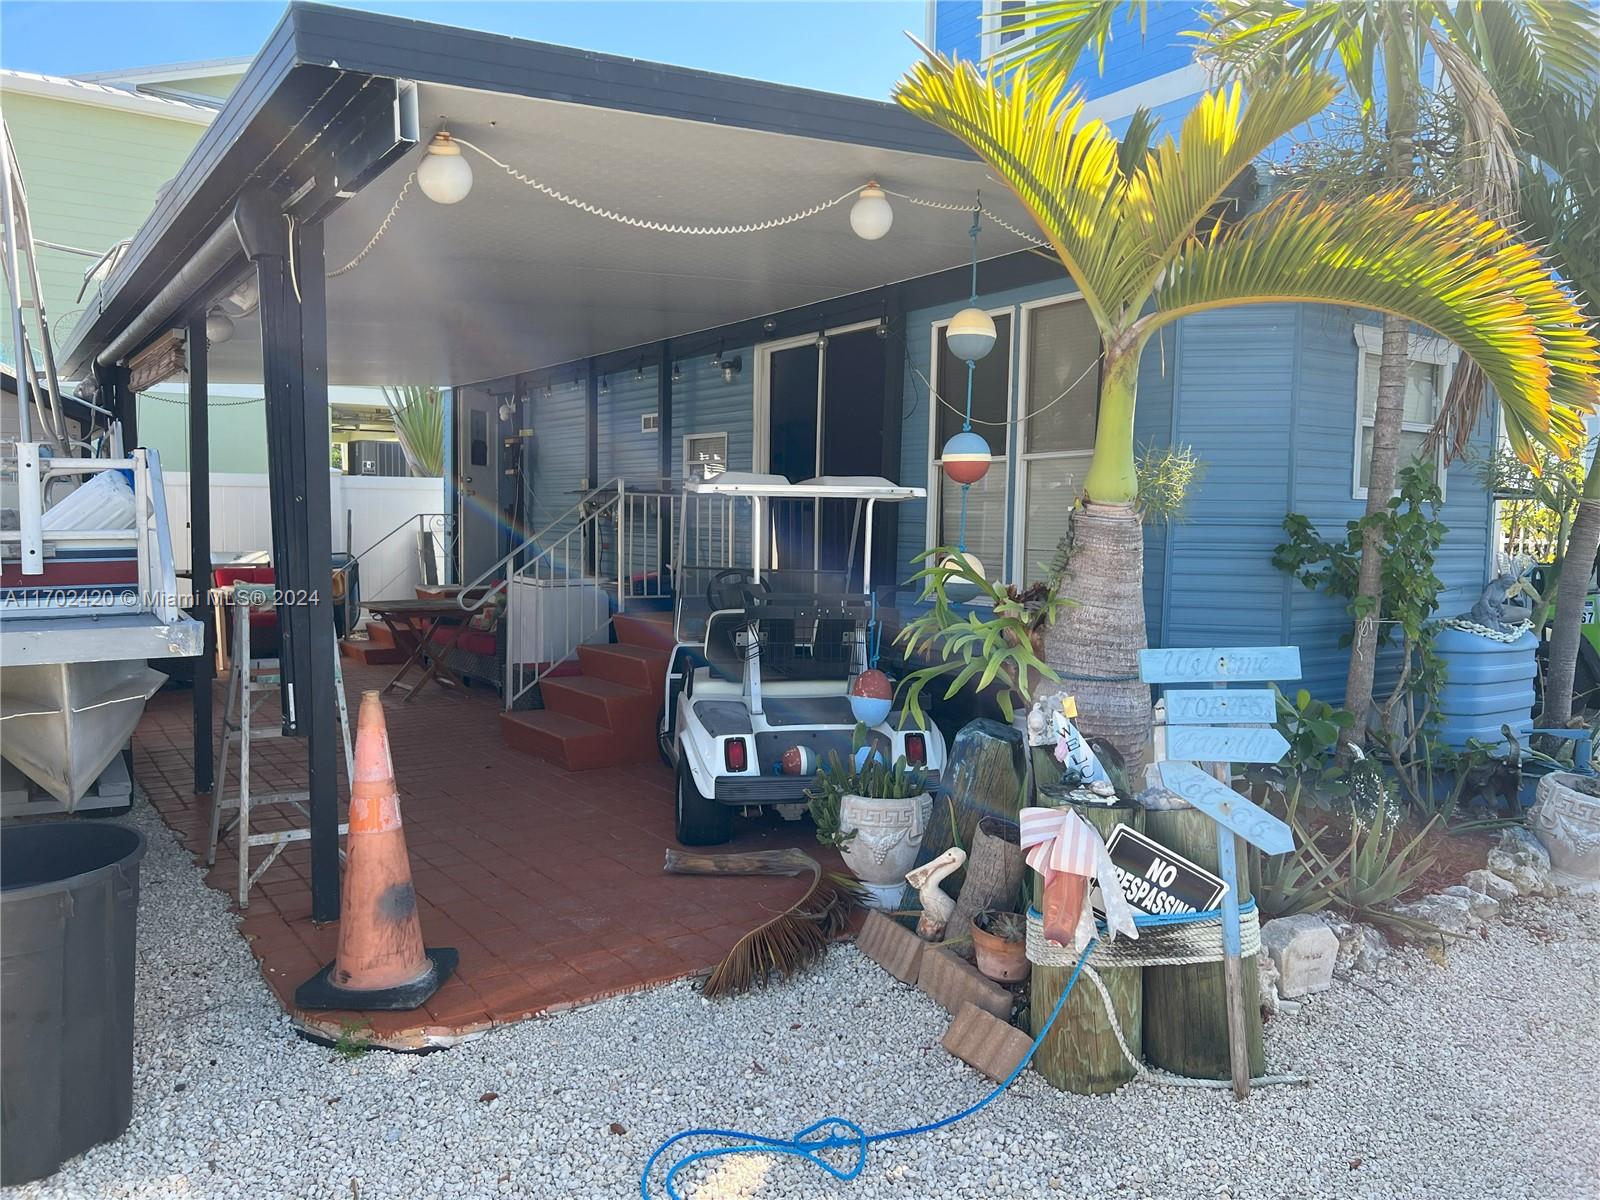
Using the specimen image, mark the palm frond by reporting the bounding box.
[894,55,1124,327]
[662,849,861,998]
[379,384,445,477]
[1142,188,1600,463]
[984,0,1149,76]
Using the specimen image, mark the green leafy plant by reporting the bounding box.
[379,384,446,477]
[1134,442,1206,525]
[1256,819,1348,920]
[804,723,929,849]
[331,1018,373,1061]
[1249,687,1355,815]
[1273,463,1449,806]
[895,548,1069,727]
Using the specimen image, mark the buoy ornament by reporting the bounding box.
[940,430,992,485]
[849,668,894,726]
[778,744,817,776]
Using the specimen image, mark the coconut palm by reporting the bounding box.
[989,0,1600,751]
[1513,86,1600,723]
[892,57,1598,770]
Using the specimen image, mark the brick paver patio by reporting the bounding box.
[135,662,842,1048]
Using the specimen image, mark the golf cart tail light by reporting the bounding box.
[905,733,926,766]
[724,738,748,773]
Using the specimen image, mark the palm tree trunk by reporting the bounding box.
[1045,348,1151,775]
[1342,312,1412,746]
[1541,465,1600,724]
[1342,25,1419,754]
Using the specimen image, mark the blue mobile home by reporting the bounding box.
[448,0,1500,705]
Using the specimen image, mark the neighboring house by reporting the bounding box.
[1,59,403,473]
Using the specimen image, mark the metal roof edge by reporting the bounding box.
[0,69,216,123]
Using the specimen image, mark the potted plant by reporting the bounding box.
[971,909,1029,983]
[806,723,931,911]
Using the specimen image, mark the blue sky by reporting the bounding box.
[0,1,928,98]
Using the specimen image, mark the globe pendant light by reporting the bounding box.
[849,182,894,241]
[205,308,235,345]
[417,132,474,205]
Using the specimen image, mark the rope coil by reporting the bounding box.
[1025,903,1261,969]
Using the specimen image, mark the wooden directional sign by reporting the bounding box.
[1158,762,1295,855]
[1139,646,1301,685]
[1166,725,1290,765]
[1164,688,1277,726]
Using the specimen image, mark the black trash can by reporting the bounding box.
[1,823,146,1185]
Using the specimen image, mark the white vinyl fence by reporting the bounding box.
[163,470,447,600]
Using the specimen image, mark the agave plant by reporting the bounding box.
[892,53,1599,775]
[379,384,446,477]
[1300,796,1442,936]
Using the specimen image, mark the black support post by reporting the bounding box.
[876,291,905,592]
[187,315,215,795]
[113,365,136,448]
[238,189,341,922]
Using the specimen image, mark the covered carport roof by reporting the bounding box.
[61,2,1045,388]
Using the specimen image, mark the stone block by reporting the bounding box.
[1260,913,1338,998]
[941,1001,1033,1082]
[855,910,926,985]
[1442,884,1500,921]
[1391,893,1484,938]
[1487,827,1556,897]
[1464,869,1518,904]
[916,944,1012,1019]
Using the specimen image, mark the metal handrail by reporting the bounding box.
[333,510,455,604]
[459,478,624,612]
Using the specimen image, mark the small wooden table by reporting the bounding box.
[362,598,475,701]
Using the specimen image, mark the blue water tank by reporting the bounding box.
[1434,625,1537,750]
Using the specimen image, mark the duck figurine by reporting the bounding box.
[904,847,967,940]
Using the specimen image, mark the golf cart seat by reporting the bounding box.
[746,591,868,682]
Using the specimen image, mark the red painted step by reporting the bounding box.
[576,643,669,694]
[340,638,406,666]
[499,710,653,772]
[542,676,656,735]
[612,611,676,652]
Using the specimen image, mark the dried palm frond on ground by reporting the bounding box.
[662,849,861,998]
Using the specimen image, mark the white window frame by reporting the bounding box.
[926,304,1016,582]
[1013,293,1100,587]
[1350,324,1459,502]
[683,431,728,482]
[979,0,1029,63]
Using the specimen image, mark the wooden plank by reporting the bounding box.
[1158,763,1295,855]
[1164,688,1277,726]
[1139,646,1301,684]
[1166,726,1290,765]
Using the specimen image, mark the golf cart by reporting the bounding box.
[659,473,947,845]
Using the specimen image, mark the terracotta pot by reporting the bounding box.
[971,916,1030,983]
[838,791,933,911]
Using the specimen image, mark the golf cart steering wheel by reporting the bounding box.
[706,569,767,612]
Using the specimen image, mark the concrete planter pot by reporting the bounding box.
[838,791,933,911]
[1531,772,1600,893]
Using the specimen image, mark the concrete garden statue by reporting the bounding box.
[905,847,967,940]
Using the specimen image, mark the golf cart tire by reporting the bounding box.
[676,758,731,846]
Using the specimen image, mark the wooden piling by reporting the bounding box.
[1141,808,1265,1080]
[1028,774,1144,1094]
[913,719,1025,895]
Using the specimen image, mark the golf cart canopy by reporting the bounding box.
[686,473,924,501]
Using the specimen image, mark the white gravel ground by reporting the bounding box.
[8,799,1599,1200]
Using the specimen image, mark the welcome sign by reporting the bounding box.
[1094,823,1229,918]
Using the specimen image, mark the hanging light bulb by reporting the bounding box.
[672,361,683,382]
[940,429,992,485]
[417,131,473,204]
[849,182,894,241]
[946,307,996,362]
[205,308,235,345]
[720,354,742,384]
[600,374,609,394]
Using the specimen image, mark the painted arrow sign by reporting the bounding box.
[1139,646,1302,684]
[1166,725,1290,765]
[1159,762,1295,855]
[1164,688,1278,726]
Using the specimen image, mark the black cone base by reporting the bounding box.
[294,947,458,1011]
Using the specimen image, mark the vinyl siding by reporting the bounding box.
[528,374,589,541]
[597,364,660,484]
[670,348,755,488]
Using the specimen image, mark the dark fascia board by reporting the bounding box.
[463,247,1065,392]
[61,1,972,378]
[287,2,969,158]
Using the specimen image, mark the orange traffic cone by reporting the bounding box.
[295,691,456,1011]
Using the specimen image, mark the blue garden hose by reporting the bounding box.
[640,901,1256,1198]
